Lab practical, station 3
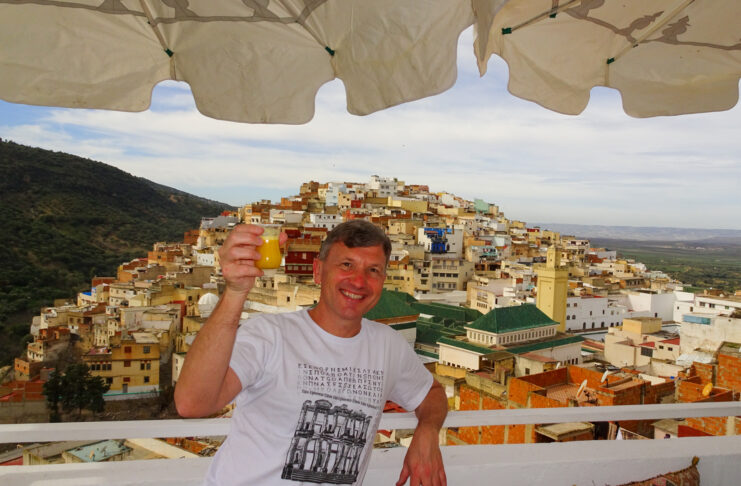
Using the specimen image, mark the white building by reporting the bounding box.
[564,296,633,332]
[417,226,464,258]
[307,212,343,230]
[269,209,304,225]
[679,314,741,354]
[324,182,347,206]
[368,175,397,198]
[672,292,741,322]
[618,290,676,321]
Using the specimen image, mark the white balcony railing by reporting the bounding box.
[2,402,741,485]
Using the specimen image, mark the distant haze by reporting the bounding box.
[534,223,741,242]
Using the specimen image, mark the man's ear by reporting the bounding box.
[312,257,322,285]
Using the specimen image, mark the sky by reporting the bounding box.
[1,28,740,230]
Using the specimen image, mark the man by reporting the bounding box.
[175,220,448,486]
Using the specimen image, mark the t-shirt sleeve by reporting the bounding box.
[228,318,279,390]
[387,332,434,412]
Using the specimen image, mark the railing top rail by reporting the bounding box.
[2,402,739,444]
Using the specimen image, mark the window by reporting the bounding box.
[143,346,150,354]
[667,346,673,351]
[123,377,131,383]
[106,377,113,384]
[124,346,132,353]
[140,362,145,370]
[144,376,150,383]
[525,368,530,375]
[124,360,131,367]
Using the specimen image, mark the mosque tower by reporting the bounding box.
[536,246,568,332]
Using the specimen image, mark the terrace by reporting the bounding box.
[2,401,740,485]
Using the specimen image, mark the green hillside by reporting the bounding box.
[0,139,233,366]
[591,238,741,292]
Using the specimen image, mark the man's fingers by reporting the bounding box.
[395,463,409,486]
[438,467,447,486]
[227,246,262,263]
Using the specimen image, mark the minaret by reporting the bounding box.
[536,246,568,332]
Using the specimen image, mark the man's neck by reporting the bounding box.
[307,306,362,338]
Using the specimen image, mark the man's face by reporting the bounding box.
[312,242,387,333]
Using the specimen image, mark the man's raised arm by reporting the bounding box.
[396,379,448,486]
[174,224,281,418]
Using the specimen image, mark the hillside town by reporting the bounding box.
[3,175,741,466]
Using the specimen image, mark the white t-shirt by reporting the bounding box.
[204,309,433,486]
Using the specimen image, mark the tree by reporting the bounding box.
[42,363,110,420]
[42,369,64,422]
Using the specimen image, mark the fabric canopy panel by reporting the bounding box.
[0,0,474,124]
[474,0,741,117]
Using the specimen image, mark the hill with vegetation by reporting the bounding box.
[590,238,741,293]
[0,139,233,366]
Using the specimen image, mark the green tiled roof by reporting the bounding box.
[415,316,466,346]
[415,325,465,346]
[437,336,495,355]
[506,335,584,355]
[415,349,439,359]
[467,304,557,333]
[390,322,417,331]
[364,289,419,321]
[411,302,482,322]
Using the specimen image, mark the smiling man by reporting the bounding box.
[175,220,448,486]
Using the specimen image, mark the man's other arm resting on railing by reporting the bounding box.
[396,380,448,486]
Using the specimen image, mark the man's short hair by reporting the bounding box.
[318,220,391,262]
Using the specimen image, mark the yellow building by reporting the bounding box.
[388,197,429,214]
[535,247,568,332]
[84,332,160,397]
[384,258,415,295]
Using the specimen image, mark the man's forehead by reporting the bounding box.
[327,242,387,262]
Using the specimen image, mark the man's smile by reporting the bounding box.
[340,289,364,300]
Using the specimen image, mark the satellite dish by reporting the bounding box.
[576,379,588,398]
[702,382,713,397]
[601,370,610,384]
[556,362,561,369]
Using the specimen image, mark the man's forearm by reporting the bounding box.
[174,288,247,417]
[415,380,448,429]
[396,380,448,486]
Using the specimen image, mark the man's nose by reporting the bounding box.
[347,268,367,288]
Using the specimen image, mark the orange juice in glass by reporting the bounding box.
[256,224,281,275]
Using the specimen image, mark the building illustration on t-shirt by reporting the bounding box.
[281,399,372,484]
